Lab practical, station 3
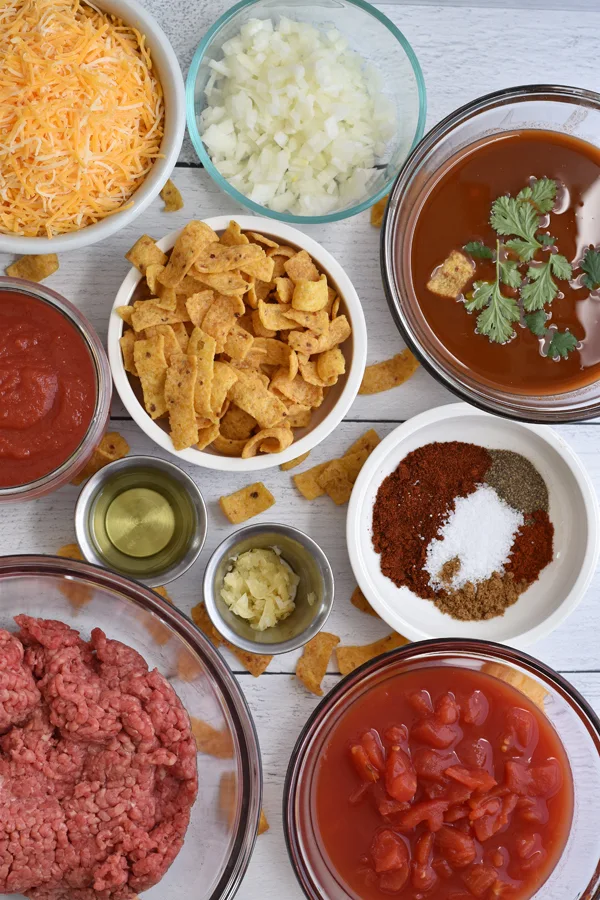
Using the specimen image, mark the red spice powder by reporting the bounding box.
[372,441,492,599]
[505,509,554,583]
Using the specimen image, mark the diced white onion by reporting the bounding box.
[199,16,396,216]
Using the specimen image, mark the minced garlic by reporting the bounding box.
[220,547,300,631]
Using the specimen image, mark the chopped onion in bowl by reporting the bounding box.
[200,17,397,216]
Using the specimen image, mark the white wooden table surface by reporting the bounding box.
[2,3,600,898]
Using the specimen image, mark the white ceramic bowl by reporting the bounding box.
[0,0,185,255]
[108,215,367,471]
[347,402,600,647]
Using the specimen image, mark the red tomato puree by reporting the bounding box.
[0,289,96,487]
[315,666,573,899]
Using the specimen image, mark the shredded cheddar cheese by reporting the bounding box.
[0,0,164,237]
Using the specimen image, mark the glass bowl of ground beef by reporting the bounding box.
[0,554,261,900]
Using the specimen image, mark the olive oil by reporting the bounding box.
[89,467,196,578]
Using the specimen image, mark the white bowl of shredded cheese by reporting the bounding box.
[0,0,185,253]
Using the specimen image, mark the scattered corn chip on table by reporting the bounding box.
[2,2,600,898]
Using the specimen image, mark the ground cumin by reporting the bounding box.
[435,572,527,621]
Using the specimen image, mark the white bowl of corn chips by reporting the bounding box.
[108,216,366,470]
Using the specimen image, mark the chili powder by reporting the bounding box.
[505,509,554,583]
[372,441,492,599]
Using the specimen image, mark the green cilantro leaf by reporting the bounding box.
[465,281,494,312]
[538,233,556,247]
[549,253,572,280]
[491,195,539,242]
[581,247,600,290]
[517,177,557,214]
[499,259,522,289]
[520,255,572,312]
[465,244,520,344]
[547,330,578,359]
[524,310,548,337]
[505,237,539,262]
[475,289,519,344]
[520,262,559,311]
[463,241,494,260]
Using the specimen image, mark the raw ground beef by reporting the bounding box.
[0,616,198,900]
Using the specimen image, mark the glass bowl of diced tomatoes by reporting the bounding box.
[284,639,600,900]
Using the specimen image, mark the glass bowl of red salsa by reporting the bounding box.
[284,639,600,900]
[0,278,112,501]
[383,84,600,423]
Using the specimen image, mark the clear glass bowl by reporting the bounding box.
[0,555,262,900]
[284,639,600,900]
[383,84,600,423]
[186,0,426,224]
[0,278,112,502]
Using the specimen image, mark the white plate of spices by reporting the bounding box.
[347,403,599,646]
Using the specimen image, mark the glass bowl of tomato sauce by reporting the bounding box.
[0,277,112,501]
[383,84,600,423]
[284,639,600,900]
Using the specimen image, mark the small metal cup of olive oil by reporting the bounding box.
[203,523,334,654]
[75,456,207,586]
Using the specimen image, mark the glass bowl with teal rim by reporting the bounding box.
[185,0,426,224]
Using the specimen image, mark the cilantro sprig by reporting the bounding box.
[455,175,593,361]
[521,254,572,311]
[465,241,519,344]
[490,178,558,263]
[517,177,557,214]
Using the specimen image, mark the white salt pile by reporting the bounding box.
[425,484,524,591]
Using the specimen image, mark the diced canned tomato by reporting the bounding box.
[414,747,458,781]
[408,689,434,717]
[316,667,572,900]
[385,724,409,745]
[458,737,493,770]
[397,799,448,832]
[361,729,386,772]
[350,744,380,783]
[371,830,409,875]
[461,690,490,726]
[501,708,539,755]
[436,826,477,868]
[505,760,562,799]
[445,765,497,792]
[436,692,461,724]
[462,863,499,897]
[385,745,417,803]
[412,717,460,749]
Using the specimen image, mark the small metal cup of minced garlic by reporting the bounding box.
[203,524,334,654]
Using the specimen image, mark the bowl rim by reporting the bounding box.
[0,552,263,900]
[283,637,600,900]
[346,401,600,646]
[107,214,367,471]
[185,0,427,225]
[0,276,112,501]
[0,0,186,255]
[202,521,335,655]
[382,82,600,424]
[74,454,208,587]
